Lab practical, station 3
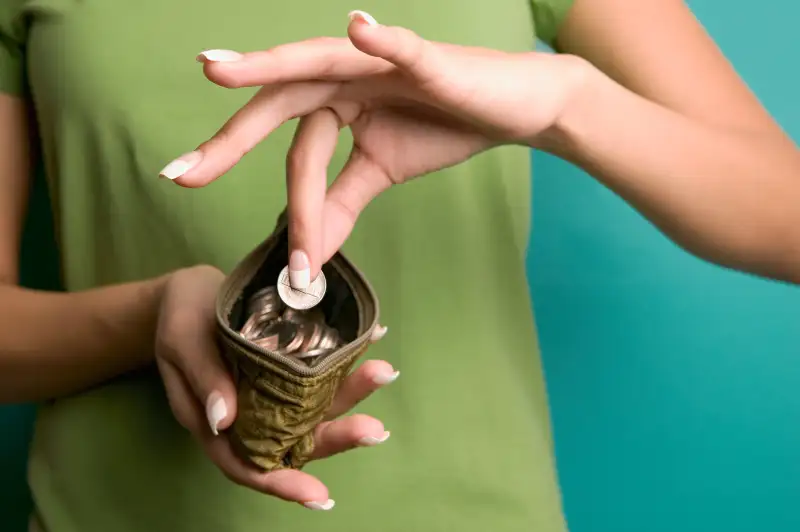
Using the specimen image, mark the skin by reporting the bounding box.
[172,2,799,285]
[1,0,798,512]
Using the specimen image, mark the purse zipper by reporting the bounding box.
[220,251,380,378]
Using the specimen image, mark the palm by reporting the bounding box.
[348,104,495,185]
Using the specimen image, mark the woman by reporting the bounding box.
[1,1,797,532]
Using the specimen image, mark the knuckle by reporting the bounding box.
[286,211,311,242]
[399,29,424,64]
[166,307,203,338]
[203,124,252,162]
[328,195,359,228]
[285,143,310,175]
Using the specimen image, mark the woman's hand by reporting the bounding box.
[160,11,589,287]
[154,265,397,510]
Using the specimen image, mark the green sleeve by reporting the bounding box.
[530,0,575,48]
[0,1,27,95]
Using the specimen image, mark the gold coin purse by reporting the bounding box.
[215,214,380,472]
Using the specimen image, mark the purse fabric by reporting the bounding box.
[215,214,379,471]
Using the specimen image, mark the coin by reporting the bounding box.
[239,275,339,366]
[246,286,281,317]
[253,320,302,353]
[294,347,333,360]
[317,326,341,350]
[276,266,326,310]
[240,312,272,341]
[299,320,323,351]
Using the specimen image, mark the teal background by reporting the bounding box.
[529,1,800,531]
[1,1,798,531]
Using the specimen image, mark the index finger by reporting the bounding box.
[286,108,340,287]
[198,38,393,89]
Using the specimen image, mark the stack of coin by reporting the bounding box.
[238,285,342,367]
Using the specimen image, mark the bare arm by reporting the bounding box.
[0,93,167,403]
[547,0,800,283]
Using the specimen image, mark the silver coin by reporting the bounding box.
[294,347,333,360]
[252,320,300,353]
[317,327,341,350]
[276,266,326,310]
[281,307,304,323]
[240,312,272,340]
[280,332,305,356]
[246,286,280,316]
[299,320,323,352]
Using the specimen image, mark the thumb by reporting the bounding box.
[346,11,444,89]
[181,338,239,436]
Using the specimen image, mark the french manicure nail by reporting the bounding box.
[206,392,227,436]
[303,499,336,511]
[289,250,311,289]
[196,49,243,63]
[373,370,400,385]
[370,324,388,343]
[358,430,391,446]
[348,10,379,26]
[159,151,203,180]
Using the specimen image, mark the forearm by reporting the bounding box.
[542,64,800,284]
[0,275,169,403]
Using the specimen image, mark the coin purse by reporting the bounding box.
[215,215,380,472]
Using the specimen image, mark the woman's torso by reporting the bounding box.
[11,0,565,530]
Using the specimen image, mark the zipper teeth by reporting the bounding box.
[222,326,353,376]
[221,252,378,378]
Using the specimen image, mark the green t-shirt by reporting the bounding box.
[1,1,573,531]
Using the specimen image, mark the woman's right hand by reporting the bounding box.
[154,265,397,510]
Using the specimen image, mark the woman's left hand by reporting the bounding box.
[161,10,590,287]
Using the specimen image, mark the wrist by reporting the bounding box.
[134,273,172,367]
[533,55,606,158]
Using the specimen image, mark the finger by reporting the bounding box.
[347,11,446,92]
[325,359,398,420]
[156,357,207,434]
[202,437,334,509]
[197,38,393,89]
[312,413,390,459]
[159,82,338,188]
[319,149,394,262]
[160,357,335,510]
[285,109,340,288]
[160,322,238,436]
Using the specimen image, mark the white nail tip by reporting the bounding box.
[206,395,227,436]
[359,431,391,446]
[370,325,388,343]
[197,49,243,62]
[373,370,400,385]
[289,268,311,290]
[159,159,196,180]
[348,10,379,26]
[304,499,336,511]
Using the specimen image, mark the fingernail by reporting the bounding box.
[159,151,203,180]
[206,392,227,436]
[358,430,391,446]
[303,499,336,511]
[348,10,379,26]
[289,250,311,289]
[369,324,388,343]
[196,49,243,63]
[373,369,400,385]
